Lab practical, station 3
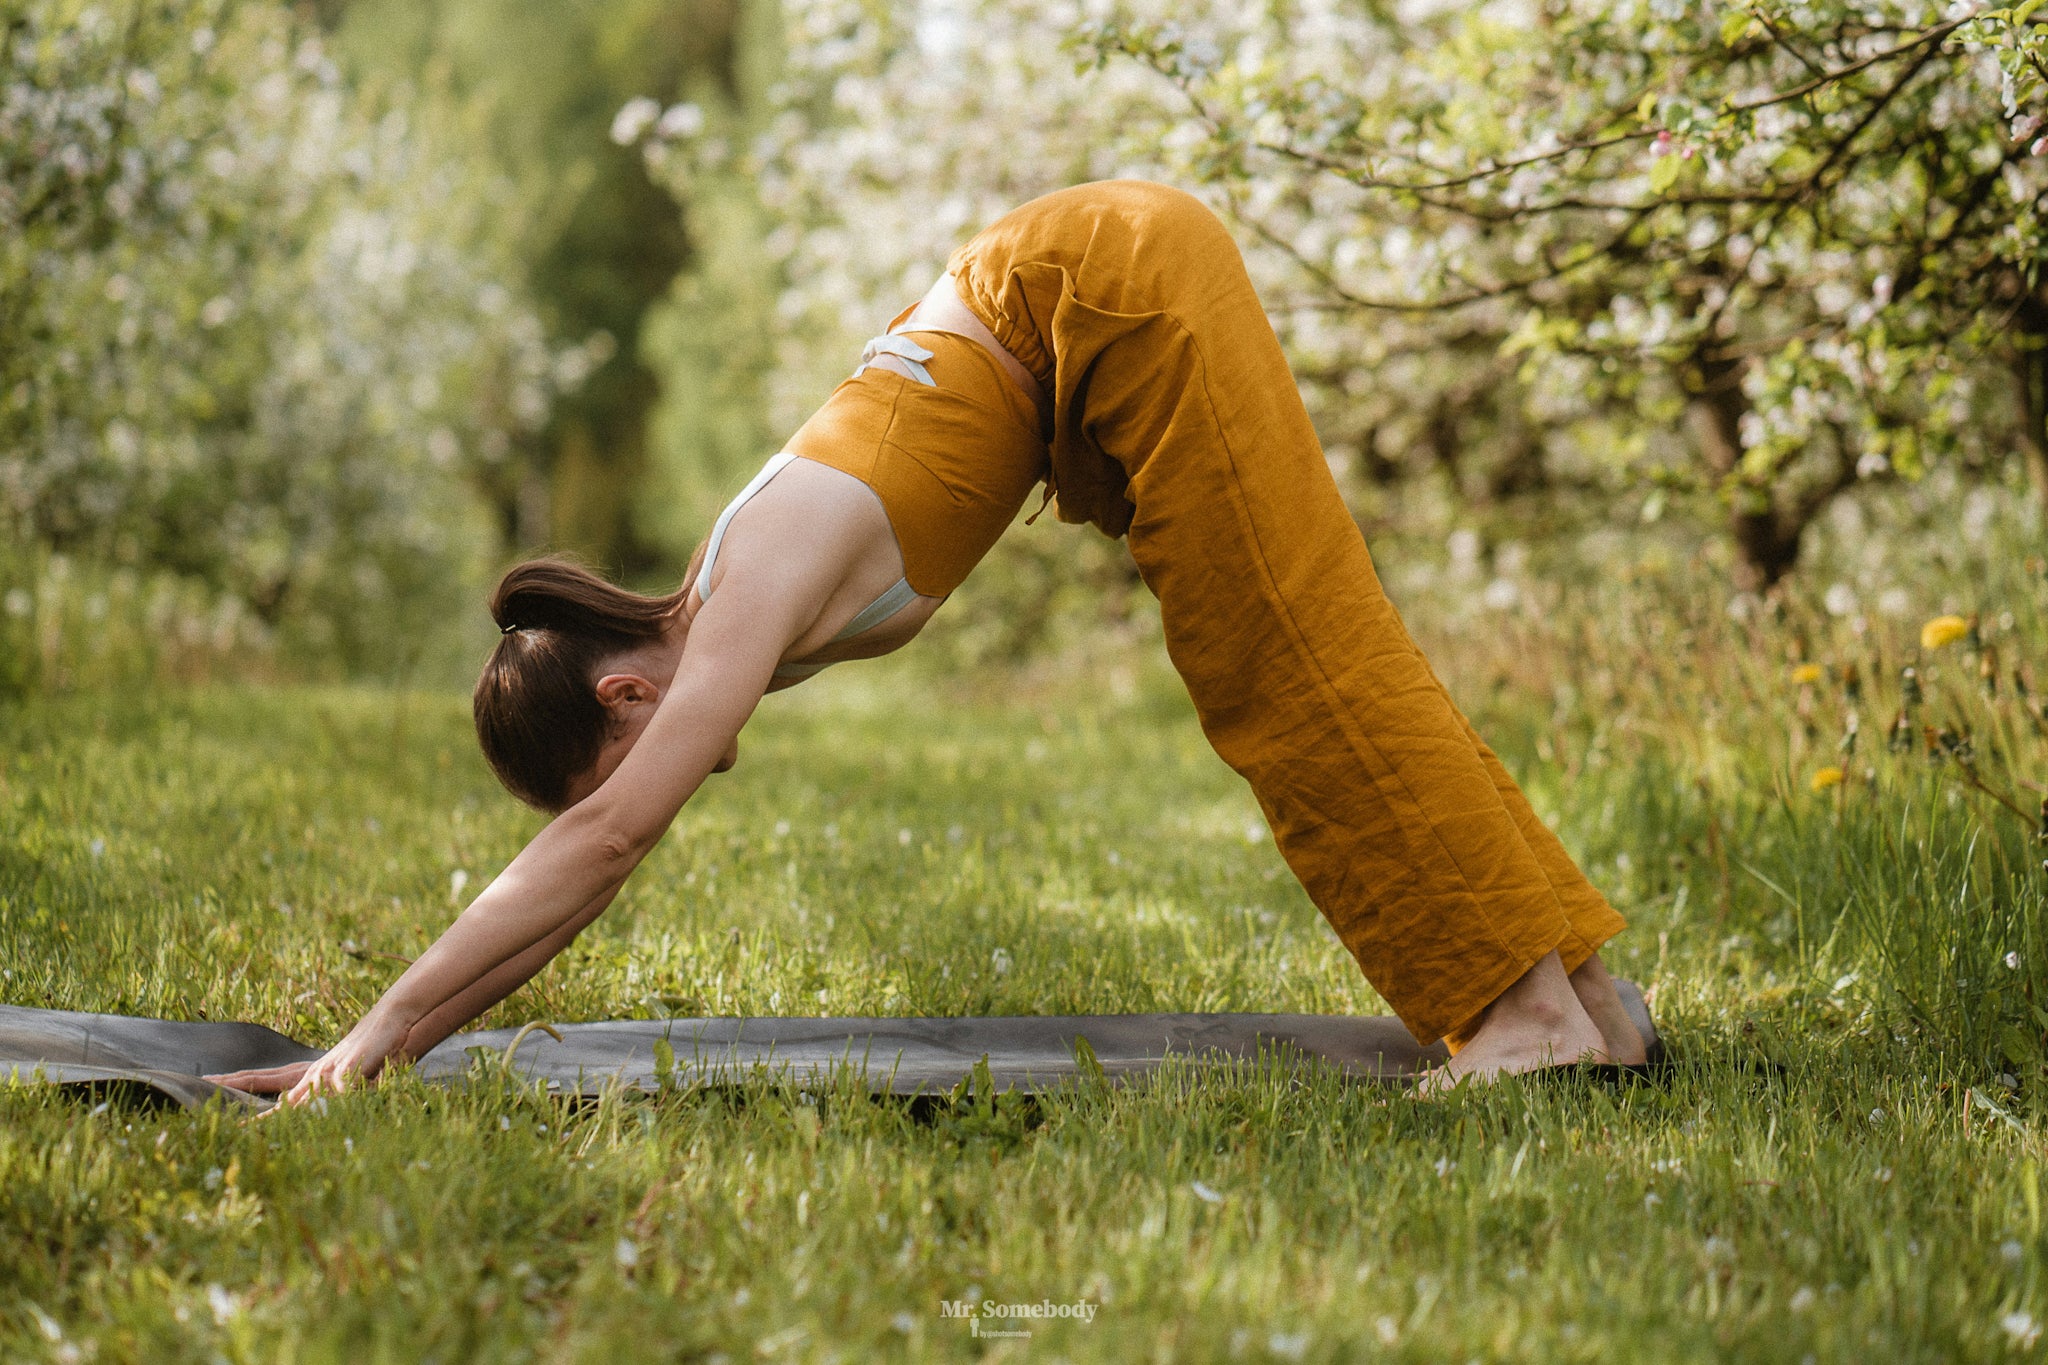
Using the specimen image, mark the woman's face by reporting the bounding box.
[558,709,739,811]
[554,632,736,810]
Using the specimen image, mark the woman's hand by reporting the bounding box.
[205,1007,416,1104]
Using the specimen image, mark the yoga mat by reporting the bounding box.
[0,981,1661,1110]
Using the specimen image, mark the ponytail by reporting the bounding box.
[473,556,688,812]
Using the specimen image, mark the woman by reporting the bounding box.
[212,181,1645,1103]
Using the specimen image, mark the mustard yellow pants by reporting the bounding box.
[949,181,1626,1044]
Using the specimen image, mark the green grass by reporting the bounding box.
[3,638,2047,1362]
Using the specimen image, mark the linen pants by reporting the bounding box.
[948,180,1626,1044]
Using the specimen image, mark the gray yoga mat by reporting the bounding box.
[0,981,1661,1109]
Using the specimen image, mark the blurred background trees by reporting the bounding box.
[5,0,2043,695]
[2,0,551,688]
[316,0,751,572]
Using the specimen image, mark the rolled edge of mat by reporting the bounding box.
[5,1061,263,1111]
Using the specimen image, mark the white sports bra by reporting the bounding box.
[694,452,922,681]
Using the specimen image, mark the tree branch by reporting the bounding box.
[1232,13,1978,201]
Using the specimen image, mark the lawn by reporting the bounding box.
[3,616,2045,1362]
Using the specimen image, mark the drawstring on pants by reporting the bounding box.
[1024,475,1056,525]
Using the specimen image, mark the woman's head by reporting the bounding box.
[473,557,687,813]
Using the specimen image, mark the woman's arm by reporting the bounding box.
[205,882,621,1097]
[398,883,620,1054]
[206,650,762,1101]
[214,564,833,1103]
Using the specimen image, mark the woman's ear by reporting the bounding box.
[592,671,660,717]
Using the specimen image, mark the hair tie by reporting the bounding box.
[501,623,521,636]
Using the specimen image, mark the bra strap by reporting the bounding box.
[696,452,796,602]
[830,577,919,641]
[772,578,920,682]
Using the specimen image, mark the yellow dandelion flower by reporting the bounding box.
[1791,663,1823,685]
[1810,766,1845,792]
[1920,615,1970,651]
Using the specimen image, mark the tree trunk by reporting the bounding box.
[1726,503,1806,591]
[2019,351,2048,510]
[1359,423,1401,487]
[2013,325,2048,513]
[547,359,660,573]
[1487,427,1549,500]
[1425,393,1464,492]
[1684,352,1803,590]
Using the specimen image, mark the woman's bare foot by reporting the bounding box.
[1416,951,1609,1095]
[1567,950,1649,1066]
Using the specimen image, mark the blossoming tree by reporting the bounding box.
[1080,0,2048,587]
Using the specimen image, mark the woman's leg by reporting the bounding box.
[1427,671,1642,1059]
[950,182,1632,1066]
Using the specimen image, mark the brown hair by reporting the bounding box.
[473,556,687,812]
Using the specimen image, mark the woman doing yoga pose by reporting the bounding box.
[212,181,1646,1102]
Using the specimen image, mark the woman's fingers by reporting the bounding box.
[214,1054,355,1107]
[222,1019,408,1107]
[283,1054,362,1106]
[203,1062,312,1093]
[284,1066,330,1106]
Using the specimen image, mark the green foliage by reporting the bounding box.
[0,0,759,695]
[0,542,261,698]
[0,0,555,687]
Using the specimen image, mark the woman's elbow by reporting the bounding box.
[563,803,666,874]
[603,806,679,867]
[592,825,652,869]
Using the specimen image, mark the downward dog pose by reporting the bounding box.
[213,182,1644,1102]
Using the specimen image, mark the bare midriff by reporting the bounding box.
[882,274,1049,425]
